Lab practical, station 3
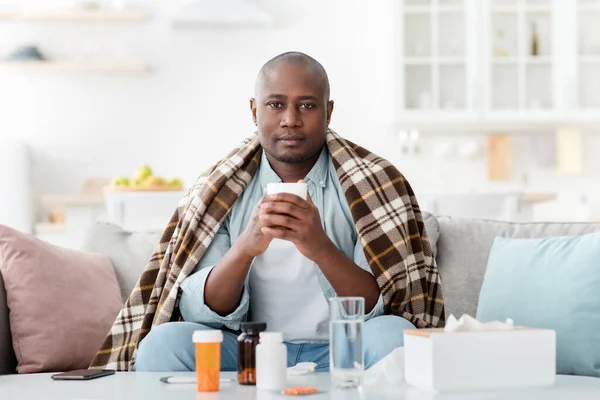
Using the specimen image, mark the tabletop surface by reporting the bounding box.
[1,371,599,400]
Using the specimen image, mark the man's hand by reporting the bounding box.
[257,181,380,313]
[259,185,333,262]
[237,197,274,258]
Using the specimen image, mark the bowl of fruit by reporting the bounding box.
[109,165,184,192]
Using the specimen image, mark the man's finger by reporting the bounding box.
[261,227,295,242]
[257,195,269,207]
[265,192,309,208]
[260,226,275,239]
[259,214,298,230]
[260,201,303,220]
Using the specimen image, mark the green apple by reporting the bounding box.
[168,178,183,188]
[135,164,153,181]
[112,176,130,187]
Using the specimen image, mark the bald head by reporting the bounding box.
[254,52,330,101]
[249,51,334,167]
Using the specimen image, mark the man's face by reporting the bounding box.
[250,63,334,164]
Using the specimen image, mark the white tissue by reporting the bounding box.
[287,362,317,375]
[444,314,514,332]
[364,347,405,387]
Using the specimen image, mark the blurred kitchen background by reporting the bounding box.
[1,0,599,249]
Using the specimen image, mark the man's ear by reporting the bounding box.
[250,98,257,126]
[326,100,334,126]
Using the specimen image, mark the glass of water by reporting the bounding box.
[329,297,365,389]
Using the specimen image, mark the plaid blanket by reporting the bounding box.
[90,129,445,371]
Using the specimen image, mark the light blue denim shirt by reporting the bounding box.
[179,147,384,331]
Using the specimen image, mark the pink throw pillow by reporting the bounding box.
[0,225,123,373]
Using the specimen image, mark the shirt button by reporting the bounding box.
[319,181,324,185]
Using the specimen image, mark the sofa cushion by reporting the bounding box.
[81,222,161,300]
[422,212,439,258]
[435,217,600,318]
[477,232,600,377]
[0,225,123,373]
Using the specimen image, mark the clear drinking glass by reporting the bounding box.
[329,297,365,389]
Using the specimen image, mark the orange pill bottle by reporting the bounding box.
[193,330,223,392]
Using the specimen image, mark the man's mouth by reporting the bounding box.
[278,136,305,145]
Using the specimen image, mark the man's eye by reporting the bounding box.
[301,103,315,109]
[268,102,283,109]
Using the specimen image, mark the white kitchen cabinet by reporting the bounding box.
[485,0,554,113]
[397,0,478,118]
[104,190,185,232]
[395,0,599,129]
[577,0,600,111]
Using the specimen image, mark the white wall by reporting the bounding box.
[0,0,397,206]
[0,0,599,224]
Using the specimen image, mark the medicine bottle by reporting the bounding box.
[193,330,223,392]
[237,322,267,385]
[256,331,287,391]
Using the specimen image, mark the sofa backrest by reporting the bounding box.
[80,223,162,300]
[3,217,600,375]
[429,216,600,318]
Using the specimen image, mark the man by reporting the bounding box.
[91,52,444,372]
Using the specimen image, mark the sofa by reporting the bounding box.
[1,214,600,375]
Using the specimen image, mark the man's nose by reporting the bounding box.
[281,106,302,127]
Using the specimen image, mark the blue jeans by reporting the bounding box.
[135,316,415,372]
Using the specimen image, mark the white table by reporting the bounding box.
[1,372,599,399]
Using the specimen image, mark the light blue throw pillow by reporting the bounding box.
[476,232,600,377]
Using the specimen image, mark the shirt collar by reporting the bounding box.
[259,146,329,191]
[305,147,328,188]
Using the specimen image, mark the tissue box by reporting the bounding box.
[404,327,556,392]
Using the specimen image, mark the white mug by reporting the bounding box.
[266,183,307,200]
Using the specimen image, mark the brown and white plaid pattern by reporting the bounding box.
[90,129,445,371]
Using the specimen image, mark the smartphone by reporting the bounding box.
[51,369,116,381]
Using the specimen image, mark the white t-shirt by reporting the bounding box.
[249,238,330,343]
